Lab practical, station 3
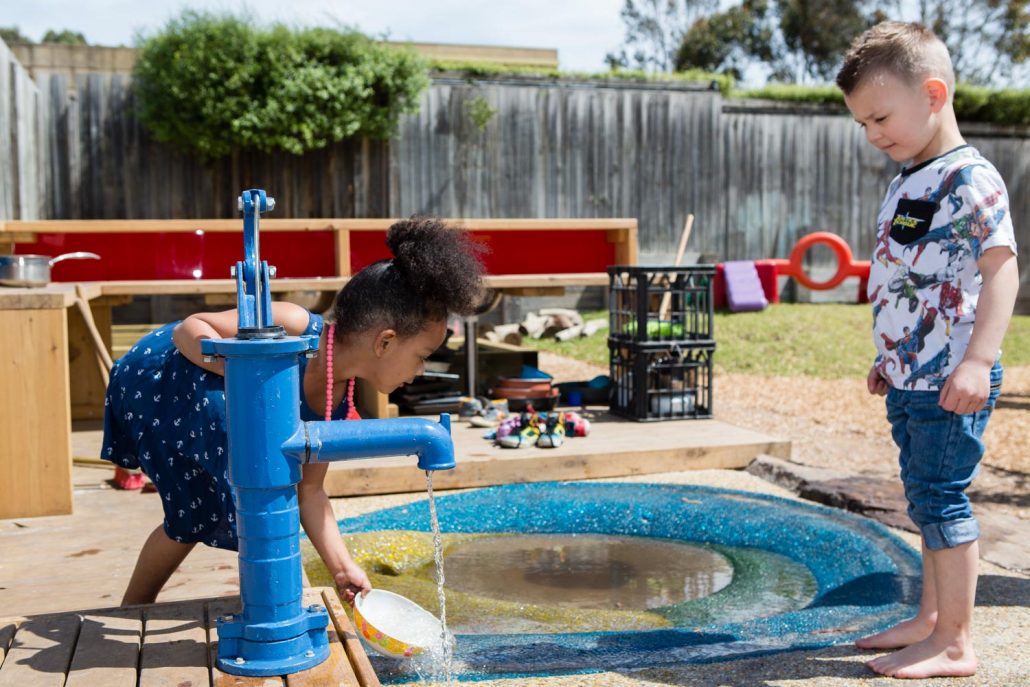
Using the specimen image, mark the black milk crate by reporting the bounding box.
[608,265,715,345]
[609,341,714,421]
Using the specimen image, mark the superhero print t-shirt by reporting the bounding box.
[868,145,1017,390]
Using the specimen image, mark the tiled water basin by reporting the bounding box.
[305,482,921,681]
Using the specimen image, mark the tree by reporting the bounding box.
[674,0,776,79]
[607,0,719,72]
[41,30,88,45]
[774,0,870,82]
[0,27,32,46]
[918,0,1029,84]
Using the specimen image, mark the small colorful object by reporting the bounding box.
[352,589,449,659]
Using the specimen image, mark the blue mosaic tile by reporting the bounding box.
[335,482,920,682]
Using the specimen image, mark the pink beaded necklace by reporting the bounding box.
[325,323,360,422]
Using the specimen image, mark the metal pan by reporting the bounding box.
[0,252,101,287]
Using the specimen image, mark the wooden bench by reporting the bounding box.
[0,587,381,686]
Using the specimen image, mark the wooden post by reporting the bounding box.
[0,287,75,518]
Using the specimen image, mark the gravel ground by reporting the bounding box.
[537,352,1030,522]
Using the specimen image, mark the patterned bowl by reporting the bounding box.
[352,589,445,659]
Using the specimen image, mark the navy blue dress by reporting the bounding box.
[101,312,349,550]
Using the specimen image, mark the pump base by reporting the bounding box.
[216,606,331,676]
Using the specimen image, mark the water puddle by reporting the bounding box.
[442,534,733,613]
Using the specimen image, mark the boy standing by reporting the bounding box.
[837,22,1019,679]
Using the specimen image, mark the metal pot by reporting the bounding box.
[0,252,101,287]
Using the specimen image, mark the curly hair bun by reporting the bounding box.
[385,217,486,317]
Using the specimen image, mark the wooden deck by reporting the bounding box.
[0,587,379,686]
[72,414,791,497]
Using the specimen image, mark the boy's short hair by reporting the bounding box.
[836,21,955,96]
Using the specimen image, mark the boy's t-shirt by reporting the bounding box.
[868,145,1017,390]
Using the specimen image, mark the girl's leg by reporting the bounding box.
[867,540,978,678]
[855,538,938,648]
[121,524,197,606]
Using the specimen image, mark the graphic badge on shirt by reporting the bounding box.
[889,198,935,245]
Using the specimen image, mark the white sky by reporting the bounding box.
[1,0,629,72]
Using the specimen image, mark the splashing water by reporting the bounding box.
[425,470,455,685]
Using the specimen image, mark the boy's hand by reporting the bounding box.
[940,360,991,415]
[334,562,372,605]
[867,365,889,396]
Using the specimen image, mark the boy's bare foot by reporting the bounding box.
[866,635,976,679]
[855,615,936,649]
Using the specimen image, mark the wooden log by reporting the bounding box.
[519,312,549,339]
[554,325,584,341]
[582,318,608,337]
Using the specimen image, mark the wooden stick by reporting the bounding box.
[74,286,114,385]
[659,213,694,321]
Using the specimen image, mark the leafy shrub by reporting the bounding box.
[735,82,1030,127]
[133,11,428,158]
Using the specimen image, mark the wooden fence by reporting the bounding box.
[0,41,45,223]
[4,49,1028,299]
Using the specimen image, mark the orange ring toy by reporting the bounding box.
[767,232,871,291]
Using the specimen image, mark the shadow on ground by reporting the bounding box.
[619,644,882,685]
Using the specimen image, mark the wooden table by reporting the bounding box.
[0,587,380,686]
[0,284,90,518]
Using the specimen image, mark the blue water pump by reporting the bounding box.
[201,189,455,677]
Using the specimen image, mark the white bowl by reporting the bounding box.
[352,589,447,658]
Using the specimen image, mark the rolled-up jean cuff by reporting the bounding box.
[921,517,980,550]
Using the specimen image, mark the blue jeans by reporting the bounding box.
[885,362,1003,550]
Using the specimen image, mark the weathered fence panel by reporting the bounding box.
[0,39,45,221]
[34,70,389,220]
[391,78,724,262]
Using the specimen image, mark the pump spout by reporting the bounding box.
[282,414,455,471]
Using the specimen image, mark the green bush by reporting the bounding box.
[133,11,428,158]
[429,60,734,95]
[735,82,1030,127]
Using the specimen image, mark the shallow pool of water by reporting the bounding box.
[442,533,733,611]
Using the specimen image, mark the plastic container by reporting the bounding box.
[609,342,713,421]
[608,265,715,344]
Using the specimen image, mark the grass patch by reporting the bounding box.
[522,304,1030,379]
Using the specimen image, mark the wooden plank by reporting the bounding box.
[0,306,73,518]
[0,613,80,687]
[0,284,77,310]
[64,609,142,687]
[0,233,36,244]
[67,294,113,421]
[322,418,791,497]
[139,601,210,687]
[485,273,608,288]
[96,278,348,297]
[0,619,21,668]
[283,589,361,687]
[319,590,380,687]
[334,228,351,277]
[0,218,639,234]
[207,598,283,687]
